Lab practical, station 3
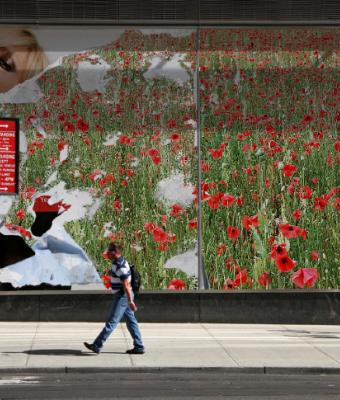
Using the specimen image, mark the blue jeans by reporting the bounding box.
[93,291,144,352]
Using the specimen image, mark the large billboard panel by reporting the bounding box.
[0,26,338,291]
[0,27,198,290]
[200,28,339,289]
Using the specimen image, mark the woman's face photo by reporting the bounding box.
[0,45,27,93]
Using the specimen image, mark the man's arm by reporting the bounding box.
[122,279,137,312]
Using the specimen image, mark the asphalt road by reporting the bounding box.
[0,372,340,399]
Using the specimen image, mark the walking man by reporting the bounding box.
[84,242,145,354]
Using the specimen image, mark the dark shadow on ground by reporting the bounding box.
[10,349,127,355]
[25,349,88,356]
[269,329,340,339]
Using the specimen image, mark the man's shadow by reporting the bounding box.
[20,349,126,355]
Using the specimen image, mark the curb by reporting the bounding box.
[1,367,340,375]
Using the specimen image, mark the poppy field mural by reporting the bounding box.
[0,27,338,290]
[200,28,339,289]
[0,28,198,289]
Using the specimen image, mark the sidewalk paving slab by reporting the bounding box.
[0,322,339,374]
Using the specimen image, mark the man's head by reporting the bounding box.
[107,242,122,260]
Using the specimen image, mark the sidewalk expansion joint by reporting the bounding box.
[201,323,240,367]
[25,322,39,368]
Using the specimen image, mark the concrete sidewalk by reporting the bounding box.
[1,322,340,373]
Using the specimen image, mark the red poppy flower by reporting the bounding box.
[224,278,236,290]
[226,226,240,240]
[166,119,177,129]
[168,278,185,290]
[282,164,297,177]
[148,148,159,157]
[236,196,245,206]
[77,118,89,133]
[234,268,248,287]
[275,254,297,272]
[126,169,135,177]
[16,209,26,221]
[57,139,66,152]
[119,135,134,146]
[291,268,318,288]
[216,243,226,256]
[270,243,288,259]
[299,228,307,240]
[332,198,340,210]
[225,257,234,270]
[42,110,49,118]
[188,218,197,230]
[242,214,259,230]
[207,193,222,210]
[310,251,319,261]
[153,227,168,243]
[298,186,313,199]
[83,136,91,146]
[21,186,37,200]
[314,196,328,211]
[113,200,121,210]
[221,194,236,207]
[292,209,302,221]
[201,160,210,172]
[151,155,161,165]
[302,114,314,124]
[89,169,103,182]
[258,272,271,287]
[170,133,181,142]
[63,122,75,133]
[170,203,183,217]
[99,173,115,187]
[144,222,156,233]
[279,223,305,239]
[209,148,223,160]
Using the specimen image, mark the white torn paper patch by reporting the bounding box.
[164,243,198,277]
[0,224,102,287]
[103,132,121,146]
[0,79,44,104]
[59,145,69,163]
[143,53,191,85]
[155,173,195,207]
[45,171,58,186]
[0,196,15,216]
[77,56,111,92]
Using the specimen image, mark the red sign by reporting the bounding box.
[0,119,19,194]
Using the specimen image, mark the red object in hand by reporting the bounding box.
[102,275,111,289]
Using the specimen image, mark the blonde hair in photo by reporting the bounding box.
[0,28,49,82]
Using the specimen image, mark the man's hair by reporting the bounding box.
[108,242,122,254]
